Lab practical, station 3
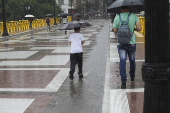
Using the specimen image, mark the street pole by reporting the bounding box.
[142,0,170,113]
[2,0,9,36]
[80,0,81,14]
[54,0,57,25]
[71,0,73,21]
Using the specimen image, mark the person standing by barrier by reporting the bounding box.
[46,17,51,31]
[29,18,33,29]
[59,17,62,24]
[113,6,142,89]
[69,27,84,80]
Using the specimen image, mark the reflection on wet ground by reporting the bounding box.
[0,19,110,113]
[0,19,146,113]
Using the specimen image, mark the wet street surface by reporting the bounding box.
[0,19,145,113]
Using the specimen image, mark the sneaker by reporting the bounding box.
[79,74,83,79]
[69,73,74,80]
[131,77,135,82]
[121,82,126,89]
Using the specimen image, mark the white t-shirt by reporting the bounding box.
[69,33,84,53]
[62,17,67,23]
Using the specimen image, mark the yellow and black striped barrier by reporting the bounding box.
[0,16,72,35]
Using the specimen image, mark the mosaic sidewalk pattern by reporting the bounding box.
[0,20,105,113]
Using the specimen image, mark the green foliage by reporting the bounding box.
[0,0,62,21]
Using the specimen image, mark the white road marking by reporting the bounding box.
[0,55,70,66]
[0,68,70,92]
[0,98,35,113]
[0,51,38,59]
[110,88,144,113]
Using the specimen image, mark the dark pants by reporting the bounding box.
[69,52,83,75]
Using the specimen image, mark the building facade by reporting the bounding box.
[56,0,114,17]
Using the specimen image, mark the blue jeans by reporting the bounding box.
[47,23,50,31]
[29,22,32,28]
[117,44,136,82]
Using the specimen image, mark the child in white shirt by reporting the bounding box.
[69,27,84,80]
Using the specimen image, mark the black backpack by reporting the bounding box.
[117,13,134,44]
[46,18,50,23]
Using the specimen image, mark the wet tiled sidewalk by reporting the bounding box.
[0,20,106,113]
[109,23,145,113]
[0,19,145,113]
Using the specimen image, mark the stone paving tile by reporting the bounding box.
[127,92,144,113]
[0,94,53,113]
[0,19,145,113]
[0,70,59,88]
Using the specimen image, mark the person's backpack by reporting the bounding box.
[117,13,134,44]
[46,18,50,23]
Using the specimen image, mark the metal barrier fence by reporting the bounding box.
[0,16,145,36]
[138,17,145,35]
[0,16,71,35]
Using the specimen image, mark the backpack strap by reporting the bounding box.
[119,13,131,25]
[119,13,134,36]
[125,13,131,25]
[126,13,134,36]
[119,14,123,25]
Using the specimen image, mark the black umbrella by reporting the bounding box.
[79,21,92,27]
[58,13,68,18]
[58,21,92,30]
[75,13,81,17]
[87,12,92,15]
[107,0,144,13]
[45,14,53,18]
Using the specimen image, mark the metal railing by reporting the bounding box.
[0,16,71,35]
[0,17,145,36]
[138,17,145,35]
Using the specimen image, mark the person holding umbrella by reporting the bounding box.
[113,6,142,89]
[29,18,33,29]
[76,16,80,21]
[69,25,84,80]
[25,14,34,29]
[46,17,51,31]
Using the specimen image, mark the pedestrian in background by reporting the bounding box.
[113,6,142,89]
[76,16,80,21]
[29,18,33,29]
[62,16,68,34]
[84,14,87,21]
[59,17,62,24]
[88,14,91,21]
[69,27,84,80]
[46,17,50,31]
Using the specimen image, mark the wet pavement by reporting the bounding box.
[0,19,145,113]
